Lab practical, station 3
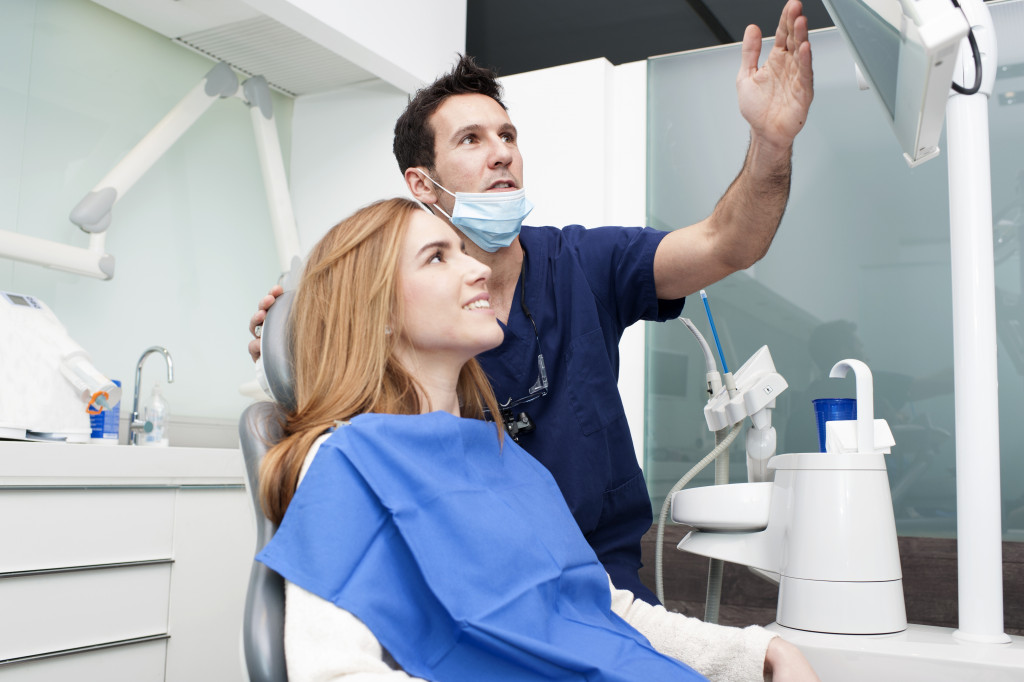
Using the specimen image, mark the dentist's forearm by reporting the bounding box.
[708,138,792,270]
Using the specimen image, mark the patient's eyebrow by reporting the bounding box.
[416,239,452,257]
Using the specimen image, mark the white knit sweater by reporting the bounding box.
[282,435,776,682]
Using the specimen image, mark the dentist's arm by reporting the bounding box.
[248,284,284,362]
[653,0,813,301]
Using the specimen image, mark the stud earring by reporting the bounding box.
[385,325,392,336]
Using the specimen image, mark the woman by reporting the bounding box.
[257,198,818,681]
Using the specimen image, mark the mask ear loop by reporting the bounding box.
[412,169,456,220]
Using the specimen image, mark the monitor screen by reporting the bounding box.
[820,0,969,166]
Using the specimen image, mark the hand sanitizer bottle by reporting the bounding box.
[143,384,169,446]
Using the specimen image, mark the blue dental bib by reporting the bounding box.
[258,412,704,681]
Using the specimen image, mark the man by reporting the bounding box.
[251,0,813,604]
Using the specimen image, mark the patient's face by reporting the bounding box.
[394,211,504,369]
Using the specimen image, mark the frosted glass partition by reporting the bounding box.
[1,0,292,423]
[645,0,1024,540]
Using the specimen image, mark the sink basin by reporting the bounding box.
[670,481,773,531]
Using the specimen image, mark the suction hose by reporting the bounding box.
[705,427,731,623]
[661,317,732,618]
[654,421,742,606]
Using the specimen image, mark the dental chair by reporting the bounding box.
[239,289,296,682]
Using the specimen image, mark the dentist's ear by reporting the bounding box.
[405,167,439,205]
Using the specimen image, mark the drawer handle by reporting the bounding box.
[0,558,173,579]
[0,633,170,667]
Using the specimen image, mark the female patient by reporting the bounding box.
[256,198,818,682]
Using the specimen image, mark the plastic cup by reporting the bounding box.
[812,398,857,453]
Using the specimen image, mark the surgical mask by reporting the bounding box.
[416,170,534,252]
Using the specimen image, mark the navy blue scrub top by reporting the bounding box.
[476,224,685,605]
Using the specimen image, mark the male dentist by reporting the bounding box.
[251,0,813,605]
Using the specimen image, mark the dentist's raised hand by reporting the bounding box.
[737,0,814,151]
[248,284,283,362]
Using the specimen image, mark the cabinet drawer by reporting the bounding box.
[0,637,166,682]
[0,488,175,572]
[0,562,171,660]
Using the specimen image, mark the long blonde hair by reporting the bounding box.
[259,198,502,524]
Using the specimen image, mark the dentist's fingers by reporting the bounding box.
[249,337,262,363]
[739,24,763,81]
[248,284,284,362]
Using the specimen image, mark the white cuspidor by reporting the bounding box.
[674,358,907,635]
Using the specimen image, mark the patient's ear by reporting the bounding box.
[405,167,439,205]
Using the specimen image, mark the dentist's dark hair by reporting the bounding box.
[393,54,506,174]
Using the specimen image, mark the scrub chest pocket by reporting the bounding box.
[565,328,628,436]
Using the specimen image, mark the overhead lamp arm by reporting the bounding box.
[0,61,302,280]
[69,62,240,235]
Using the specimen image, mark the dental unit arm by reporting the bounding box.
[703,345,788,483]
[0,62,301,281]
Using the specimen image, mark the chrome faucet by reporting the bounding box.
[129,346,174,444]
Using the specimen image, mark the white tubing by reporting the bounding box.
[680,317,716,376]
[655,422,742,605]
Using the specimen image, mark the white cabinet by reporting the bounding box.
[0,443,255,681]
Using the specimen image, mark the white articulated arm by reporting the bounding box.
[69,62,239,234]
[3,61,303,281]
[243,76,302,273]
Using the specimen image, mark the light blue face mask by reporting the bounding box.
[417,171,534,252]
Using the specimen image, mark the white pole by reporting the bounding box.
[945,0,1008,644]
[243,77,302,274]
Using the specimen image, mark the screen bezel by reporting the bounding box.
[820,0,969,165]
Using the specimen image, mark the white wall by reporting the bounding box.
[289,80,411,249]
[288,58,652,465]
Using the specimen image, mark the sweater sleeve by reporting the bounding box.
[283,436,427,681]
[607,575,776,682]
[284,581,427,682]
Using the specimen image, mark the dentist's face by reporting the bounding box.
[393,210,504,368]
[425,94,524,213]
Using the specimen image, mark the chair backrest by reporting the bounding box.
[239,289,296,682]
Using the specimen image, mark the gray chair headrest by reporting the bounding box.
[261,289,296,412]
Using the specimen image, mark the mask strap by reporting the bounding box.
[413,169,456,220]
[414,168,456,198]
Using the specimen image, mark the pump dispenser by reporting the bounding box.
[142,384,169,447]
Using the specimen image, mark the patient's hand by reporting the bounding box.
[763,637,819,681]
[249,284,284,362]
